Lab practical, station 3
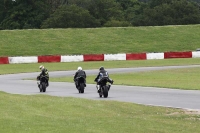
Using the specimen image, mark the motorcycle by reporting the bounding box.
[75,76,86,93]
[95,77,111,98]
[37,75,48,92]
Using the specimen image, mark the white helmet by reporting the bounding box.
[39,65,44,70]
[77,66,82,71]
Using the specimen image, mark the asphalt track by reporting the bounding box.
[1,65,200,110]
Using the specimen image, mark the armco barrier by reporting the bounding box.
[1,51,200,64]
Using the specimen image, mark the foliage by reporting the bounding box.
[87,0,124,26]
[0,0,50,29]
[104,19,131,27]
[132,0,200,26]
[41,5,100,28]
[0,1,5,29]
[0,0,200,29]
[46,0,69,12]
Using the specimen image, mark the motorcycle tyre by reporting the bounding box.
[80,83,84,93]
[42,82,46,92]
[103,86,108,98]
[99,88,103,98]
[39,84,43,92]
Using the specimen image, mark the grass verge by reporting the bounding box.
[0,92,200,133]
[0,58,200,75]
[50,67,200,90]
[0,25,200,56]
[1,25,200,132]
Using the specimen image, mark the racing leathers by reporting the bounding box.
[37,68,49,87]
[94,69,113,92]
[74,70,86,88]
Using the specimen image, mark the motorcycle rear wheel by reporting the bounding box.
[103,86,108,98]
[42,82,46,92]
[80,83,84,93]
[39,84,42,92]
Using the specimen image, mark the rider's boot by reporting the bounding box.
[37,81,40,89]
[75,82,78,89]
[84,80,86,87]
[108,83,111,91]
[110,79,114,84]
[96,85,100,93]
[46,81,49,87]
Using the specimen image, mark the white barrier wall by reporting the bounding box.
[61,55,84,62]
[9,56,38,64]
[147,53,164,60]
[192,51,200,58]
[104,53,126,61]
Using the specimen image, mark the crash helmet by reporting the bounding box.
[99,66,104,71]
[39,65,44,70]
[77,66,82,71]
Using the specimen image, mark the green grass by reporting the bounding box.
[0,92,200,133]
[2,58,200,90]
[0,25,200,56]
[50,67,200,90]
[1,25,200,133]
[1,58,200,75]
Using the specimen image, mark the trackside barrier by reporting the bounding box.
[104,53,126,61]
[84,54,104,61]
[38,55,61,63]
[1,51,200,64]
[61,55,83,62]
[0,57,9,64]
[9,56,38,64]
[147,53,164,60]
[164,51,192,59]
[192,51,200,58]
[126,53,146,60]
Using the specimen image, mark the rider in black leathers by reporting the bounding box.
[94,66,113,92]
[37,65,49,87]
[74,67,86,88]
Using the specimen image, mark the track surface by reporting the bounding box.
[1,65,200,110]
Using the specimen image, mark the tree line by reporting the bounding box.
[0,0,200,30]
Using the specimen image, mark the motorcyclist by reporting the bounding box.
[37,65,49,87]
[74,66,86,88]
[94,66,113,93]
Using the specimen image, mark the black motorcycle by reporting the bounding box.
[95,77,111,98]
[75,76,86,93]
[37,76,48,92]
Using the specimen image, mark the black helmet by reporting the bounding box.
[99,66,104,70]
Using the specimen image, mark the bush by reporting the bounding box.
[104,19,131,27]
[41,5,100,28]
